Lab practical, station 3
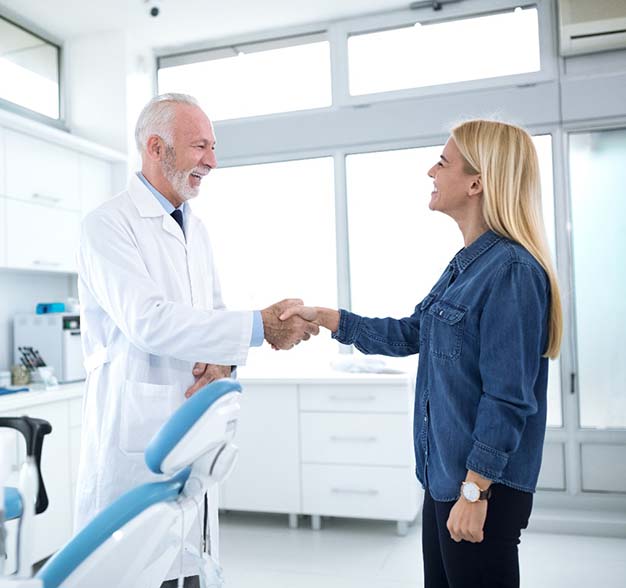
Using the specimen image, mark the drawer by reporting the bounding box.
[300,384,410,413]
[300,413,413,466]
[302,464,420,521]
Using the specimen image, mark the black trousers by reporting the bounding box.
[422,484,533,588]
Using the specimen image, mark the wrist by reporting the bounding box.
[318,308,340,332]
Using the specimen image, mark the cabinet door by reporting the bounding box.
[5,130,80,211]
[79,155,112,217]
[6,199,80,272]
[0,402,73,564]
[221,384,301,513]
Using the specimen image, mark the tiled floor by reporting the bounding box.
[219,512,626,587]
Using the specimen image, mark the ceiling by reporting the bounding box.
[0,0,411,49]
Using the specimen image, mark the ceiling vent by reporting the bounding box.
[559,0,626,56]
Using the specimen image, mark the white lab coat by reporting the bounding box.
[74,174,253,575]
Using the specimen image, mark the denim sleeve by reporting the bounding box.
[467,261,549,480]
[331,307,421,357]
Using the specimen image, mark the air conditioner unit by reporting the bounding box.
[558,0,626,56]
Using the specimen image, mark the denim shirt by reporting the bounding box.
[333,230,550,501]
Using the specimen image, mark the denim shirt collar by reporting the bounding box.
[452,230,502,273]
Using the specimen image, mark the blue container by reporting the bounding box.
[36,303,66,315]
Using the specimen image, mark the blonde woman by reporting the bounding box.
[281,120,562,588]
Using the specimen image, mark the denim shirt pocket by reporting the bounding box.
[428,299,468,361]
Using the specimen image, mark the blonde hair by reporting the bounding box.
[451,119,562,359]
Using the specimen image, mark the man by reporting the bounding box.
[75,93,317,586]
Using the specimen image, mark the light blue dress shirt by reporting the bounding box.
[137,172,264,346]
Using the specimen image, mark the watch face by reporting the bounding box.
[462,482,480,502]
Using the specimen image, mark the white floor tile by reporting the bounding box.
[219,512,626,588]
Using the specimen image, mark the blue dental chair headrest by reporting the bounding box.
[145,378,242,475]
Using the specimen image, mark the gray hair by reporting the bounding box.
[134,93,200,153]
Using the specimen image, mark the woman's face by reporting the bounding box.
[427,137,481,217]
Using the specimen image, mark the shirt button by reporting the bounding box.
[439,310,444,316]
[424,416,428,422]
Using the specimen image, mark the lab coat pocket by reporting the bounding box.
[120,380,177,454]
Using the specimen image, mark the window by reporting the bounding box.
[570,128,626,430]
[348,6,540,96]
[0,15,60,119]
[189,157,337,365]
[346,135,562,426]
[158,34,331,122]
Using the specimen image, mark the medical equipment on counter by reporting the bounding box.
[0,378,242,588]
[13,314,85,384]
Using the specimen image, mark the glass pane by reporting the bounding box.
[190,157,337,367]
[348,7,540,96]
[158,41,331,121]
[534,135,562,428]
[347,135,562,426]
[0,16,59,119]
[570,129,626,429]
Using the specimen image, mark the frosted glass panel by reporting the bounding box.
[570,129,626,429]
[0,16,59,119]
[159,41,331,121]
[346,136,562,426]
[190,157,337,364]
[348,7,540,96]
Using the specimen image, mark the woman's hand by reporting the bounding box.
[446,496,488,543]
[279,306,340,333]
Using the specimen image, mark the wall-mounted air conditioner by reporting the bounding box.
[558,0,626,56]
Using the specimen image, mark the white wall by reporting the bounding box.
[0,270,75,371]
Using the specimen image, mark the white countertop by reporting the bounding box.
[0,382,85,412]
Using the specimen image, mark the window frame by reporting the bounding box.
[0,8,67,129]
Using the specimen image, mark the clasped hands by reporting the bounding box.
[185,300,333,398]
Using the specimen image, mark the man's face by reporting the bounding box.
[161,104,217,202]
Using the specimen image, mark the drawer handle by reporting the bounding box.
[32,193,61,204]
[330,435,377,443]
[331,487,379,496]
[33,260,61,267]
[329,395,376,402]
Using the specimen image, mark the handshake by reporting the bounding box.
[261,298,339,350]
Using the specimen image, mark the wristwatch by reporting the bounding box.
[461,480,492,502]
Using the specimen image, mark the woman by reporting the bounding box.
[281,119,562,588]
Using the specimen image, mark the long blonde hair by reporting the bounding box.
[451,119,562,359]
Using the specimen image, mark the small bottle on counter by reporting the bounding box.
[10,365,30,387]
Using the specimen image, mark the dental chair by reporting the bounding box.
[0,378,242,588]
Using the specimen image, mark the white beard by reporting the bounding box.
[162,146,199,202]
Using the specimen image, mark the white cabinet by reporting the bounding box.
[5,130,80,211]
[299,378,420,534]
[229,374,421,533]
[6,199,81,272]
[221,384,301,513]
[79,154,112,217]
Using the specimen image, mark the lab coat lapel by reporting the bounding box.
[128,174,186,247]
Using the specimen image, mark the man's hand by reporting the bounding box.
[184,362,231,398]
[261,299,320,350]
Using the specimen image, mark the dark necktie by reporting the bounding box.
[170,209,184,236]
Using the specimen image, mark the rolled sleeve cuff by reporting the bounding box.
[466,441,509,481]
[331,309,363,345]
